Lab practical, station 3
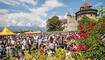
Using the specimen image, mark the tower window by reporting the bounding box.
[91,14,92,16]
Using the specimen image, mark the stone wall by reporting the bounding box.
[66,16,78,31]
[77,14,97,21]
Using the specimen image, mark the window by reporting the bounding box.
[91,14,92,16]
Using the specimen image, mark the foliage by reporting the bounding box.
[78,16,96,30]
[14,30,32,33]
[5,49,86,60]
[77,16,105,60]
[99,7,105,16]
[25,48,85,60]
[97,16,105,34]
[47,16,64,32]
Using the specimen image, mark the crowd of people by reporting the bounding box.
[0,32,82,60]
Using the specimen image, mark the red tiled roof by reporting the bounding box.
[81,3,92,7]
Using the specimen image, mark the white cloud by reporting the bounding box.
[94,2,103,8]
[30,0,64,17]
[0,0,20,6]
[0,9,8,13]
[0,12,46,27]
[21,0,37,5]
[0,0,37,6]
[43,0,63,8]
[0,0,64,28]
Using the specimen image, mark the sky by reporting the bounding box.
[0,0,105,31]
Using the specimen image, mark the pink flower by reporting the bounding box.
[101,24,105,27]
[76,45,80,49]
[82,45,88,51]
[79,25,84,28]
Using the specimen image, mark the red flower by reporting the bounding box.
[101,24,105,27]
[79,25,84,28]
[71,35,75,40]
[76,45,80,52]
[91,23,96,26]
[88,25,93,28]
[88,28,92,31]
[83,34,88,38]
[77,36,81,39]
[86,32,89,35]
[73,48,76,51]
[79,30,84,34]
[86,32,90,35]
[80,43,82,45]
[96,35,99,37]
[82,45,88,51]
[88,25,93,31]
[79,33,83,37]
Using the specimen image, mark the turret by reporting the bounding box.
[67,12,72,31]
[67,12,71,16]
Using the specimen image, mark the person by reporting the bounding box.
[6,44,10,58]
[28,39,32,54]
[49,42,55,52]
[64,41,67,49]
[0,41,3,59]
[11,39,15,46]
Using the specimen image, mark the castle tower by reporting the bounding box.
[67,12,71,31]
[67,12,78,31]
[76,2,98,20]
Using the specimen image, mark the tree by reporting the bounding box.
[47,16,64,32]
[77,16,105,60]
[99,7,105,17]
[78,16,96,30]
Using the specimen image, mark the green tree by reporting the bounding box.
[99,7,105,16]
[78,16,96,30]
[47,16,64,32]
[77,16,105,60]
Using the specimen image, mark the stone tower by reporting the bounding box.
[76,2,98,20]
[61,2,98,32]
[67,12,78,31]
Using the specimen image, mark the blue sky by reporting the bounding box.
[0,0,105,31]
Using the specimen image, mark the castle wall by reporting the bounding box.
[66,16,78,31]
[85,14,96,20]
[77,14,97,21]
